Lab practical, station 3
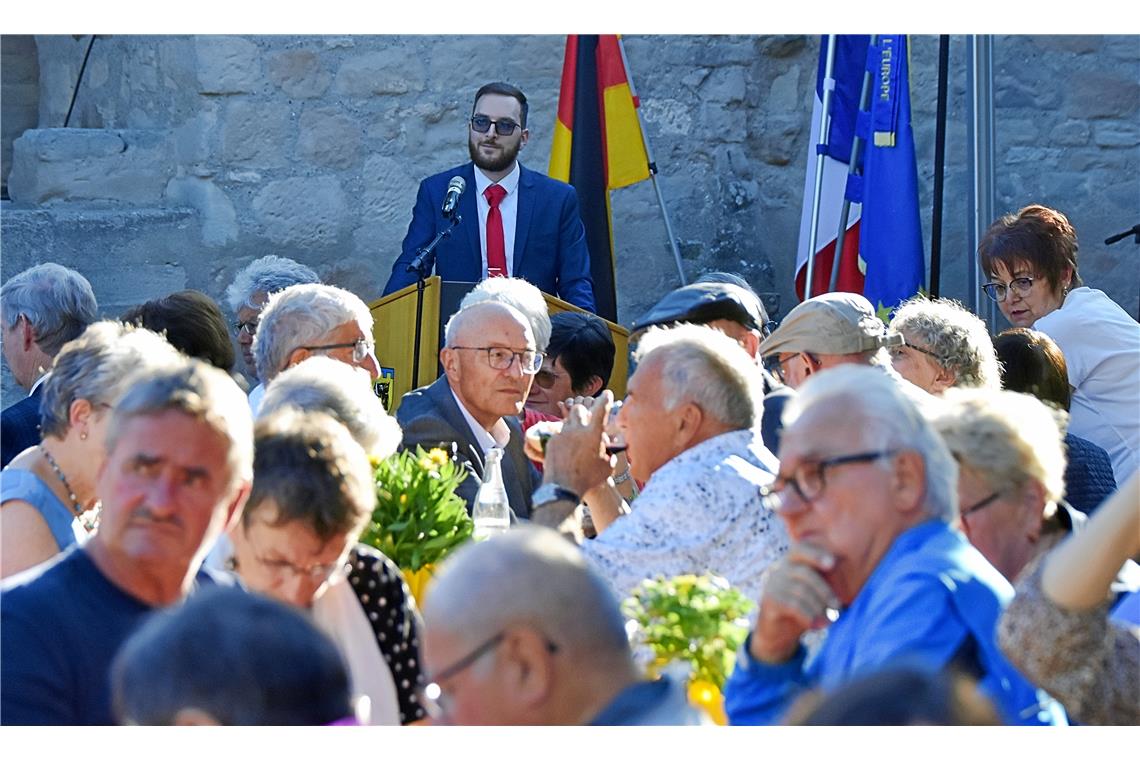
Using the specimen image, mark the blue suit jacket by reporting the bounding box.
[1,384,44,468]
[382,162,597,312]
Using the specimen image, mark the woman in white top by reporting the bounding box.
[978,204,1140,483]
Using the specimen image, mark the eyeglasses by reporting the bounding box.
[960,491,1002,519]
[301,337,375,364]
[419,631,558,720]
[234,319,259,337]
[889,343,944,363]
[241,529,349,582]
[759,450,898,511]
[982,276,1035,303]
[533,366,567,389]
[470,115,521,136]
[451,346,543,374]
[763,352,814,385]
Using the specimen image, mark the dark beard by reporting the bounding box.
[468,134,520,173]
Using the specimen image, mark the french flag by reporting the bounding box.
[794,35,870,301]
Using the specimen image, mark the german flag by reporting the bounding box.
[549,35,650,322]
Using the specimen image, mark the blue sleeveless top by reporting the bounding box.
[0,470,79,552]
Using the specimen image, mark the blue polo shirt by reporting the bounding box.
[723,520,1066,726]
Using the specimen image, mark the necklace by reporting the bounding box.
[39,445,98,534]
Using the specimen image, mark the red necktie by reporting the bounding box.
[484,184,508,278]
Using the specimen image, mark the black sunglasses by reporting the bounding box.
[470,115,521,136]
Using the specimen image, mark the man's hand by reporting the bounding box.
[542,390,616,497]
[749,541,839,664]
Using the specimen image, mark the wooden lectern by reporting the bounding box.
[369,277,630,414]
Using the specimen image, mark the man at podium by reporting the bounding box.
[382,82,597,313]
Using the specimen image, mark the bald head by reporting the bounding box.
[423,526,630,663]
[445,301,533,348]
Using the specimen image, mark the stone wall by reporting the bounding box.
[2,34,1137,405]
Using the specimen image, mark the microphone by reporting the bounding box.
[441,176,466,218]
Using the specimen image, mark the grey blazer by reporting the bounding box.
[395,376,537,520]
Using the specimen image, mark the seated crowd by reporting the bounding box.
[0,204,1137,727]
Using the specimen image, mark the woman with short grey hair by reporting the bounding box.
[889,296,1000,395]
[0,321,182,578]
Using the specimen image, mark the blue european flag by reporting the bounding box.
[858,35,926,322]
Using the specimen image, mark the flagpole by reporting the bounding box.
[804,35,839,300]
[617,37,687,286]
[828,35,877,293]
[929,35,950,298]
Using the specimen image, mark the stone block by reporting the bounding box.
[1093,122,1140,148]
[759,36,808,60]
[267,49,331,98]
[298,107,362,169]
[1066,71,1140,119]
[767,65,801,112]
[1047,120,1091,147]
[334,50,426,98]
[1003,146,1064,164]
[165,176,238,247]
[705,67,748,105]
[195,36,263,95]
[222,101,291,168]
[360,155,421,229]
[8,128,175,205]
[252,176,347,247]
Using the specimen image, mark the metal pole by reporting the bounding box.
[966,35,997,329]
[617,37,687,286]
[805,35,839,300]
[929,35,950,298]
[829,36,877,292]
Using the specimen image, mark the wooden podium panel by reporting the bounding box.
[370,278,630,414]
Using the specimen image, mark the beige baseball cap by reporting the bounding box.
[758,292,904,357]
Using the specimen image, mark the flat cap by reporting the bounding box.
[631,282,767,335]
[758,291,903,357]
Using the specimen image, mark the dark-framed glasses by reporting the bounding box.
[419,631,558,720]
[763,352,808,384]
[241,529,349,583]
[960,491,1002,519]
[234,319,259,337]
[470,115,520,136]
[982,276,1034,303]
[759,450,898,511]
[301,337,374,363]
[452,346,542,374]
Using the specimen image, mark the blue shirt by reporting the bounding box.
[0,546,233,725]
[723,520,1066,726]
[588,675,705,726]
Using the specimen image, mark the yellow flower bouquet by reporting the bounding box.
[359,445,473,604]
[622,573,755,724]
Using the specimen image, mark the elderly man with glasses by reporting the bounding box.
[722,365,1065,726]
[381,81,595,312]
[396,301,542,519]
[418,525,704,725]
[251,284,379,415]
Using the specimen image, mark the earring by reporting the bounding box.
[80,431,88,441]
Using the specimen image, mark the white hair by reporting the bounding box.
[223,255,320,313]
[443,300,534,349]
[253,284,373,382]
[784,365,959,523]
[633,323,763,430]
[258,356,401,459]
[890,296,1001,390]
[0,263,98,356]
[931,388,1067,505]
[459,277,551,352]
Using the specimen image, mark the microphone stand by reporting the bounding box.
[1104,224,1140,246]
[408,213,462,390]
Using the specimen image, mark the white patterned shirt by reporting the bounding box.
[582,428,789,601]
